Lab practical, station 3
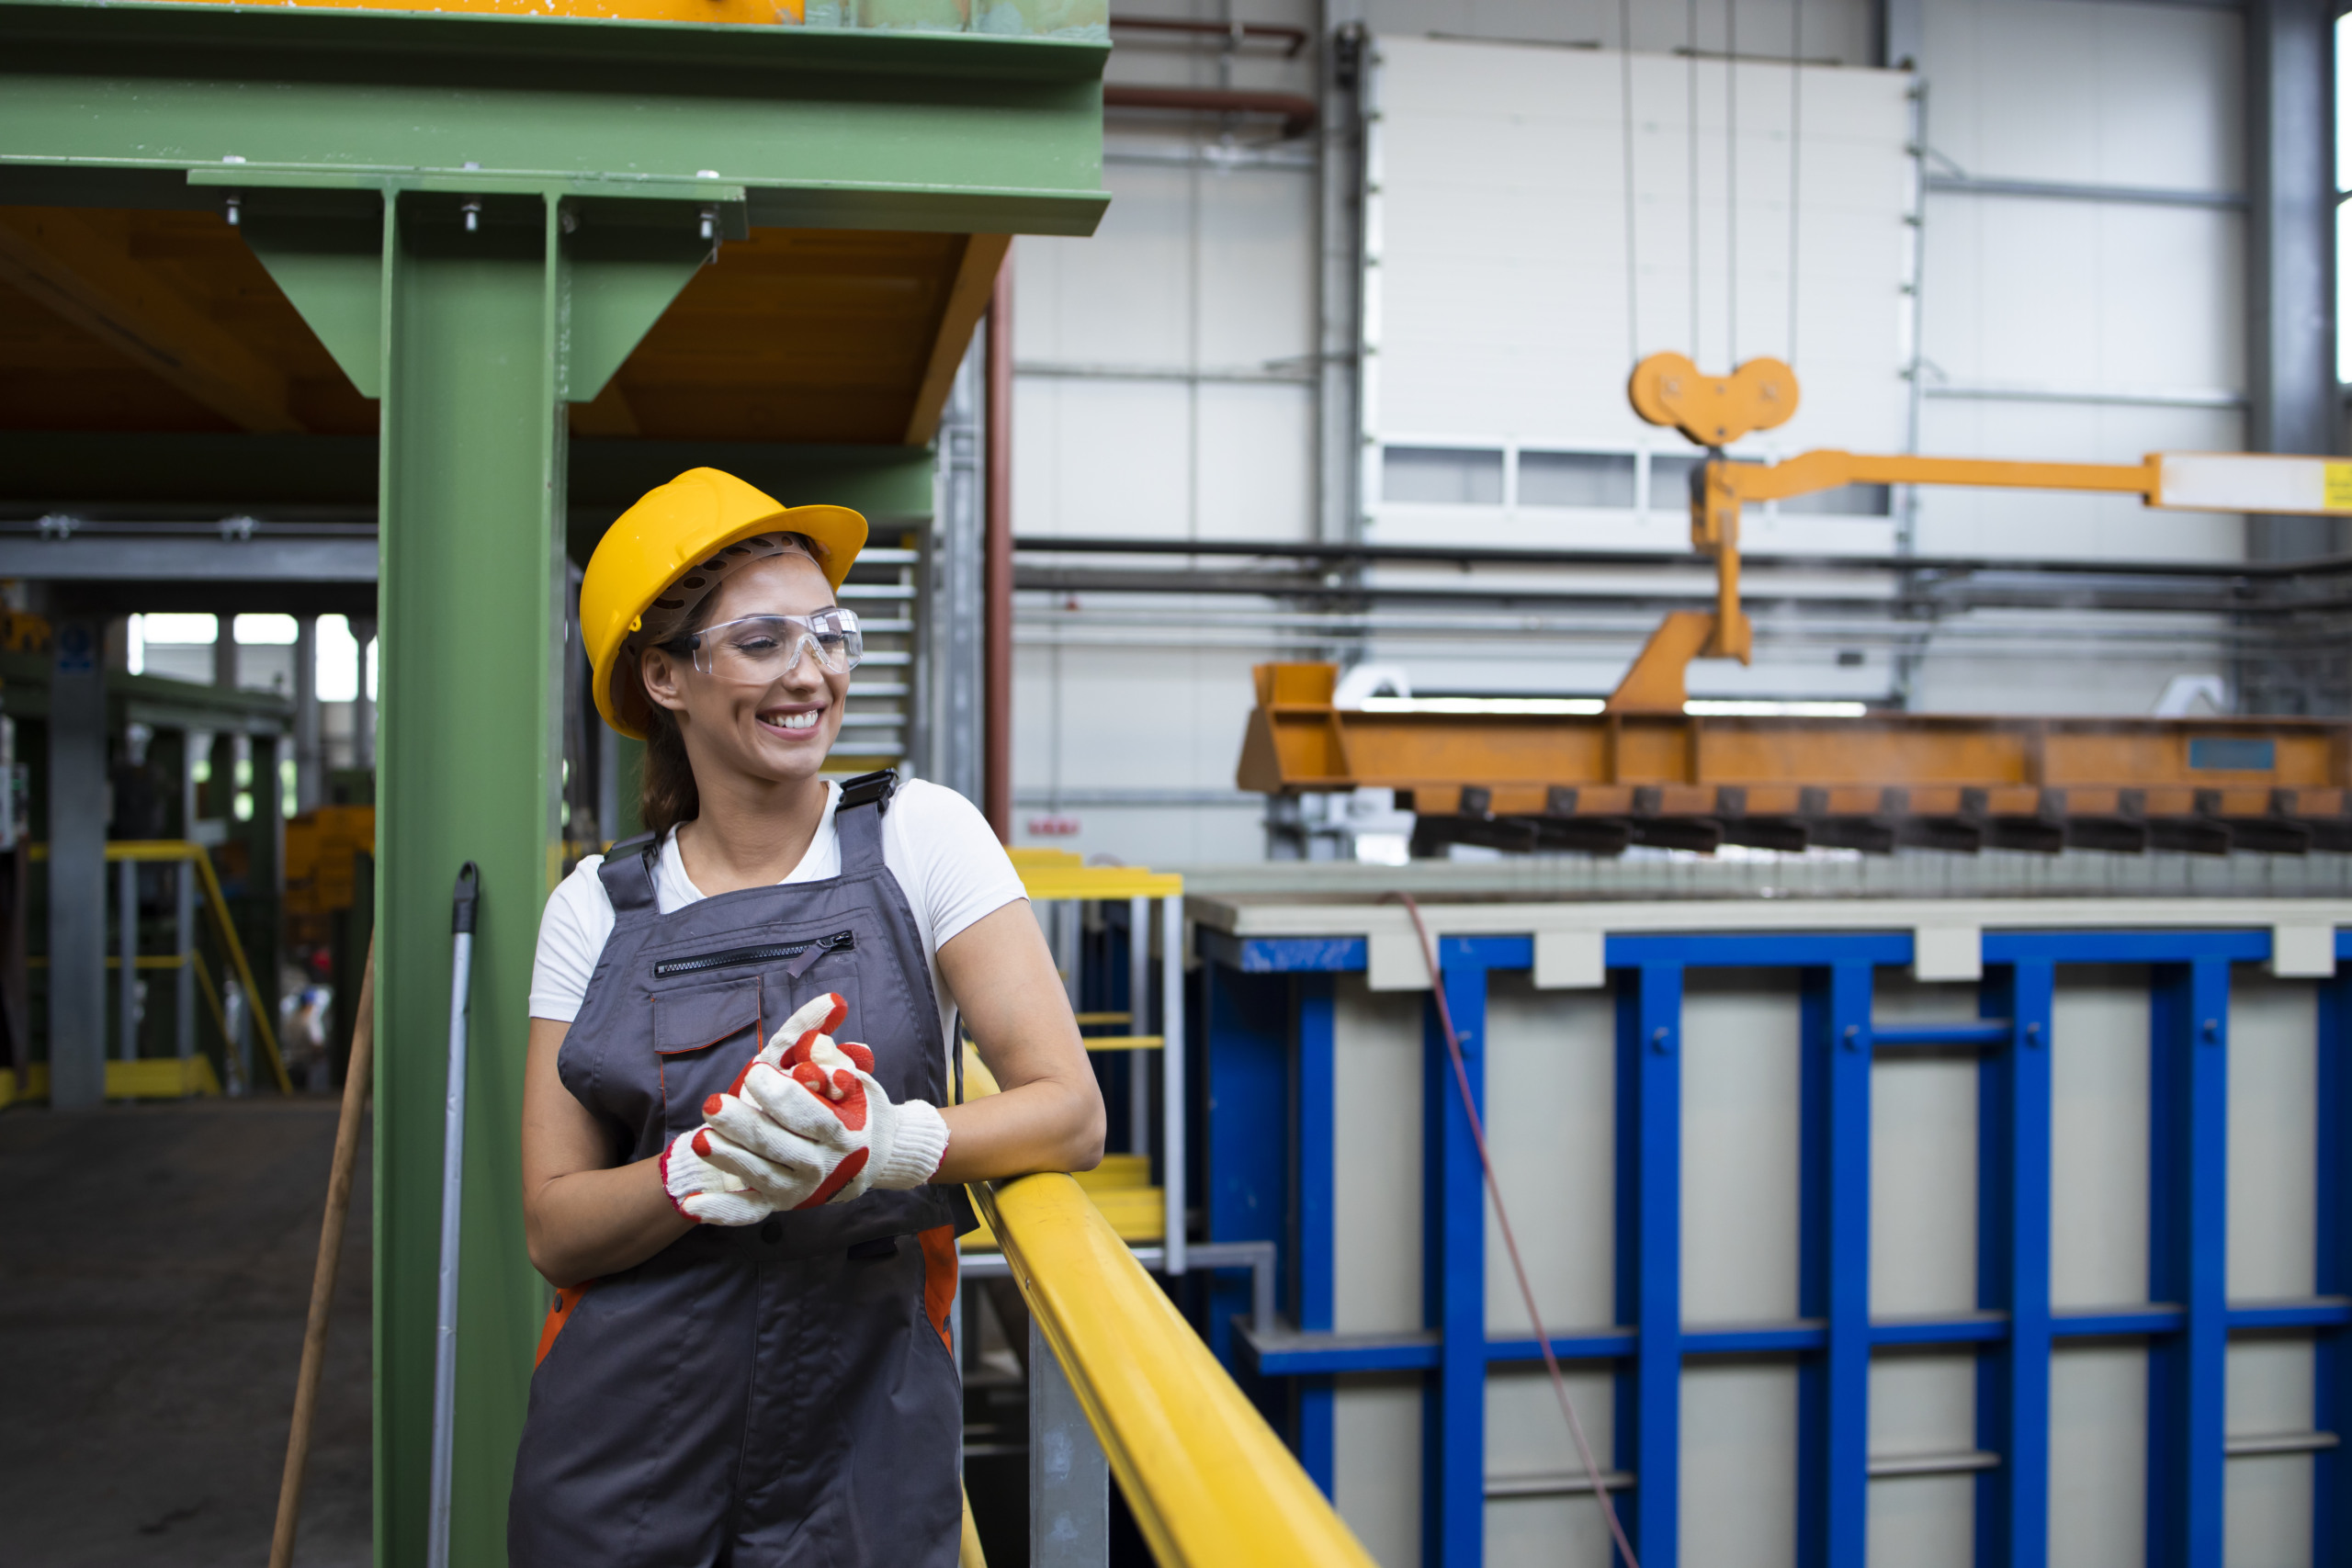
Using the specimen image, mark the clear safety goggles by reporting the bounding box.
[670,608,864,682]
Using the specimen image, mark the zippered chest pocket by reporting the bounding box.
[645,927,871,1100]
[652,929,855,981]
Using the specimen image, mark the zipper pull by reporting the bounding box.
[786,931,848,981]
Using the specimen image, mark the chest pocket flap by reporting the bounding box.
[652,979,762,1057]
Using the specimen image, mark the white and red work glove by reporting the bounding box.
[658,994,851,1225]
[698,995,949,1210]
[658,1125,778,1227]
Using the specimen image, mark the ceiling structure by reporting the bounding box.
[0,205,1002,453]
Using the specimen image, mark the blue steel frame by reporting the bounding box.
[1197,924,2352,1568]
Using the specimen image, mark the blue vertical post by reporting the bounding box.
[1614,963,1682,1568]
[1975,960,2053,1568]
[2147,960,2229,1568]
[1203,960,1290,1379]
[1295,972,1338,1495]
[1799,961,1874,1568]
[1423,946,1490,1568]
[2318,970,2350,1567]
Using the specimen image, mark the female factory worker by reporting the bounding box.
[510,468,1104,1566]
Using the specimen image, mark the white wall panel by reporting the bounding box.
[1483,974,1616,1334]
[2226,1453,2315,1568]
[1194,383,1317,541]
[1870,977,1980,1315]
[1680,1365,1799,1568]
[1333,1372,1423,1568]
[1359,0,1879,69]
[1922,199,2244,395]
[1333,975,1428,1335]
[2049,1344,2147,1568]
[1367,37,1912,473]
[1485,1366,1619,1568]
[1922,0,2244,193]
[2050,968,2151,1308]
[1867,1355,1976,1568]
[2226,1339,2317,1568]
[1008,638,1271,861]
[1681,970,1802,1324]
[2228,974,2318,1300]
[1012,378,1194,539]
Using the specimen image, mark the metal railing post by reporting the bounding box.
[175,857,195,1066]
[117,856,137,1063]
[1029,1316,1108,1568]
[1160,894,1184,1275]
[1127,894,1150,1157]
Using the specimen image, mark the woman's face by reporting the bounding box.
[639,552,848,788]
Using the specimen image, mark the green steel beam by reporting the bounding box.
[0,0,1110,235]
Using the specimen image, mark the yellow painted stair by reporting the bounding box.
[963,1153,1163,1249]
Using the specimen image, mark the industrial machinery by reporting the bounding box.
[1238,355,2352,857]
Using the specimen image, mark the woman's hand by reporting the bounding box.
[931,899,1106,1184]
[521,1017,694,1288]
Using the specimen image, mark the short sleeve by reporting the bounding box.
[530,858,618,1022]
[890,781,1027,951]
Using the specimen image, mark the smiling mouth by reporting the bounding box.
[760,708,824,733]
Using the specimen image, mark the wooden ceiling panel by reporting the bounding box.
[604,226,971,444]
[0,210,994,449]
[0,208,376,437]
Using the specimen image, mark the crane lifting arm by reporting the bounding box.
[1620,352,2352,712]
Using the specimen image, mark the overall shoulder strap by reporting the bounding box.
[834,769,896,873]
[595,831,661,914]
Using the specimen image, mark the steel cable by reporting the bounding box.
[1787,0,1804,366]
[1621,0,1641,368]
[1386,892,1641,1568]
[1725,0,1738,363]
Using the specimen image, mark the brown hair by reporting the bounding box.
[625,530,827,840]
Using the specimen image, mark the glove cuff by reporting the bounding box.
[870,1100,949,1191]
[658,1133,701,1224]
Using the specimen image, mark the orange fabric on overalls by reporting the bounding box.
[536,1282,594,1368]
[919,1225,957,1353]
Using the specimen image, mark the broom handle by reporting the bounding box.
[268,934,378,1568]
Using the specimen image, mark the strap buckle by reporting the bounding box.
[838,768,898,816]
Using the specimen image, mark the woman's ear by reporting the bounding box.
[639,646,689,715]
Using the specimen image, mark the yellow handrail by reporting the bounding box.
[30,839,292,1093]
[975,1174,1377,1568]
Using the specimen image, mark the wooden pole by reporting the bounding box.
[982,258,1013,844]
[268,934,376,1568]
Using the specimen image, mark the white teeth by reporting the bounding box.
[770,710,820,731]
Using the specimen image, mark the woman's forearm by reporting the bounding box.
[932,1074,1104,1186]
[526,1156,694,1287]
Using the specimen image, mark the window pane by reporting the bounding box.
[1780,483,1893,517]
[1383,446,1504,504]
[2341,198,2352,381]
[1651,453,1703,511]
[1519,450,1636,508]
[232,614,300,646]
[2340,13,2352,193]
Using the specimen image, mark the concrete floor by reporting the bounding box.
[0,1098,372,1567]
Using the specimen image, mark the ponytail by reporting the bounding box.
[639,704,699,839]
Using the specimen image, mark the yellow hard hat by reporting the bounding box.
[581,468,867,739]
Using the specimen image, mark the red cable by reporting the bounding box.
[1388,893,1641,1568]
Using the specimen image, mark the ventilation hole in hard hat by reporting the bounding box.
[703,558,727,570]
[652,596,685,611]
[679,576,706,591]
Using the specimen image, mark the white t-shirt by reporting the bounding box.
[529,778,1026,1049]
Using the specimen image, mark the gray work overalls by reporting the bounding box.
[510,773,967,1568]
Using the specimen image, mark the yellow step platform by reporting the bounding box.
[961,1153,1164,1248]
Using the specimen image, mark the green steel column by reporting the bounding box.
[357,188,712,1566]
